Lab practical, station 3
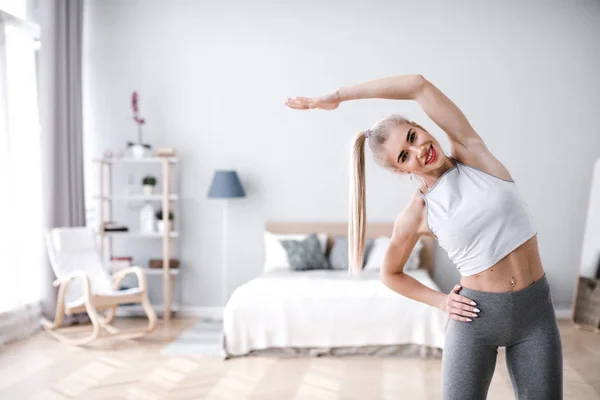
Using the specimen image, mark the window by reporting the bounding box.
[0,0,28,20]
[0,3,42,325]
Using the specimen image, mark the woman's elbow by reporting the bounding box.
[380,265,405,287]
[412,74,426,84]
[410,74,428,98]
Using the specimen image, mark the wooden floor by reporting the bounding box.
[0,318,598,400]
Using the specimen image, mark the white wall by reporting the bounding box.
[83,0,600,309]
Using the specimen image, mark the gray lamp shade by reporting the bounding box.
[207,170,246,198]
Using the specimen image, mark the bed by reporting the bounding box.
[223,222,448,358]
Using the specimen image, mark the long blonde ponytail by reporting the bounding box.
[348,131,367,276]
[348,114,409,275]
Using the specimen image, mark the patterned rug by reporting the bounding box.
[161,319,225,358]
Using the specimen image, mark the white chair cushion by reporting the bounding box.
[47,227,117,303]
[66,287,143,309]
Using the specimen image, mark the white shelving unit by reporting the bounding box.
[93,156,179,323]
[103,231,180,238]
[92,194,180,201]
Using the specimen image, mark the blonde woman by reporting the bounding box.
[285,74,563,400]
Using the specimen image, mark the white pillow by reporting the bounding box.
[263,232,328,271]
[363,236,423,271]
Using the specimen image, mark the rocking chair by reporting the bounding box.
[43,227,157,345]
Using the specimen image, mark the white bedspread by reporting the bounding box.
[223,269,448,357]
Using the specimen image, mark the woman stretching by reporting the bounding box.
[285,74,563,400]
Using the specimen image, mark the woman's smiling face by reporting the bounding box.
[383,121,445,174]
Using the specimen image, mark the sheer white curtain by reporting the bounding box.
[0,5,44,344]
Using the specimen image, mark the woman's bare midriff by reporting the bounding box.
[459,234,545,292]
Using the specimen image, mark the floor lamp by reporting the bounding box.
[207,170,246,308]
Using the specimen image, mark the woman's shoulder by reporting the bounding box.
[391,190,434,238]
[451,141,514,182]
[397,191,426,225]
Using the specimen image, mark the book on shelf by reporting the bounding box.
[103,222,129,232]
[156,148,176,157]
[110,256,132,271]
[149,258,180,269]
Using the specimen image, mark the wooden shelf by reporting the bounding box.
[93,157,178,164]
[110,267,180,276]
[93,194,179,201]
[101,231,179,238]
[145,268,180,276]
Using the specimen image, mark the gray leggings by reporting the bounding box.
[442,273,563,399]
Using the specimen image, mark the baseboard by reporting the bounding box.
[115,305,223,320]
[555,307,572,320]
[179,307,224,320]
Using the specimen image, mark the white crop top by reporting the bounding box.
[420,159,537,276]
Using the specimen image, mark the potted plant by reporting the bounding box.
[155,209,174,233]
[128,91,151,158]
[142,175,157,195]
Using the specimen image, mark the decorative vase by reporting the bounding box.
[157,220,172,234]
[140,203,155,234]
[131,144,145,159]
[143,185,153,195]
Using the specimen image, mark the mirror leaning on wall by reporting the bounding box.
[572,158,600,332]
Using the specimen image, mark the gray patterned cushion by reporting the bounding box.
[280,233,331,271]
[328,236,374,270]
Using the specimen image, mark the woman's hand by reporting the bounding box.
[441,284,480,322]
[285,92,341,110]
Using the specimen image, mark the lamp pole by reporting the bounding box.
[222,199,228,307]
[207,170,245,314]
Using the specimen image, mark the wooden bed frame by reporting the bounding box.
[265,222,436,276]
